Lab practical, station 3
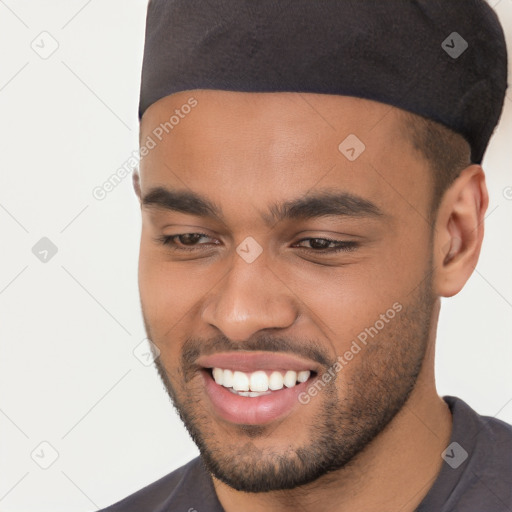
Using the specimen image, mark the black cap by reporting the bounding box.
[139,0,508,164]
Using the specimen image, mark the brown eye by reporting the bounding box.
[177,233,207,245]
[155,233,219,252]
[294,238,358,253]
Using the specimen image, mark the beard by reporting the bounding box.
[143,267,435,494]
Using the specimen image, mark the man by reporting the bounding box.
[101,1,511,511]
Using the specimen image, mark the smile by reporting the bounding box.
[196,351,321,424]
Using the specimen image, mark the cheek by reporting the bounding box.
[294,270,393,347]
[138,239,188,332]
[291,247,426,349]
[138,254,190,369]
[138,235,218,336]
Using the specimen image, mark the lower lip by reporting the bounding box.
[201,370,315,425]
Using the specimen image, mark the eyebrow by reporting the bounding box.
[141,186,385,225]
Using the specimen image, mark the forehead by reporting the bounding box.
[138,90,430,221]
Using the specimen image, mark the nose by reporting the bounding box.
[201,252,298,342]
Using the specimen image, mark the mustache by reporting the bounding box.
[181,334,334,376]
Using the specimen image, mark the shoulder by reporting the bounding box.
[443,396,512,511]
[446,394,512,450]
[99,456,216,512]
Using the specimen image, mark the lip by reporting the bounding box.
[196,350,321,373]
[201,368,316,425]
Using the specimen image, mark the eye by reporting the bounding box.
[293,237,358,253]
[155,233,219,252]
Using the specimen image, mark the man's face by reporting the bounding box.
[137,90,437,492]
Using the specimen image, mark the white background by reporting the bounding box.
[0,1,511,510]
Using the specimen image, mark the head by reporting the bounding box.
[133,89,488,492]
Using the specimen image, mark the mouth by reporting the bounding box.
[197,351,320,425]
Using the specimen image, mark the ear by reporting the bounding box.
[133,168,142,201]
[432,165,489,298]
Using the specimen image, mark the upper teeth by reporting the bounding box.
[211,368,311,392]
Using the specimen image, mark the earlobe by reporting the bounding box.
[432,165,488,298]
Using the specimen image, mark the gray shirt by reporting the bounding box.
[100,396,512,511]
